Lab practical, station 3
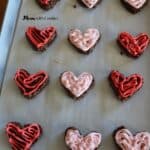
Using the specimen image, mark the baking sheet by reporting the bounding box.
[0,0,150,149]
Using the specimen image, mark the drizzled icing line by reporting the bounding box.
[26,26,57,51]
[118,32,150,57]
[115,127,150,150]
[65,127,102,150]
[109,70,143,100]
[14,69,49,98]
[6,122,42,150]
[37,0,59,9]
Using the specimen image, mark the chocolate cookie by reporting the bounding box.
[68,28,101,54]
[121,0,148,13]
[26,26,57,52]
[36,0,59,10]
[117,32,150,58]
[14,69,49,98]
[6,122,42,150]
[109,70,144,100]
[114,126,150,150]
[60,71,94,99]
[65,127,102,150]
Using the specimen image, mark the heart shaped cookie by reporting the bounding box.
[79,0,101,8]
[65,127,102,150]
[36,0,59,10]
[118,32,150,57]
[6,122,42,150]
[121,0,148,13]
[109,70,143,100]
[69,28,100,54]
[26,26,57,51]
[14,69,49,98]
[60,71,94,99]
[114,127,150,150]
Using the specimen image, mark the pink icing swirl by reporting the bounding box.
[82,0,99,8]
[65,128,102,150]
[124,0,146,9]
[115,128,150,150]
[61,71,93,98]
[69,28,100,52]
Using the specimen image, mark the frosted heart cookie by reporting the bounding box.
[79,0,101,8]
[121,0,148,13]
[36,0,59,10]
[6,122,42,150]
[109,70,143,100]
[68,28,100,54]
[114,126,150,150]
[26,26,57,52]
[118,32,150,57]
[65,127,102,150]
[60,71,94,99]
[14,69,49,98]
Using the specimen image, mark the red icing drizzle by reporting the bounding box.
[26,26,56,50]
[39,0,51,5]
[14,69,48,98]
[118,32,150,57]
[109,70,143,100]
[6,122,42,150]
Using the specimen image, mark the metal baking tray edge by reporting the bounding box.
[0,0,21,92]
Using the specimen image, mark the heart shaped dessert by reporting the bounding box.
[65,127,102,150]
[60,71,94,99]
[26,26,57,51]
[14,69,49,98]
[114,127,150,150]
[121,0,148,13]
[6,122,42,150]
[36,0,59,10]
[69,28,100,54]
[109,70,143,100]
[118,32,150,57]
[79,0,101,8]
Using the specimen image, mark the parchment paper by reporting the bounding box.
[0,0,150,149]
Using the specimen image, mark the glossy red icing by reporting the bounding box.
[14,69,49,98]
[109,70,143,100]
[39,0,51,5]
[6,122,42,150]
[118,32,150,57]
[26,26,56,51]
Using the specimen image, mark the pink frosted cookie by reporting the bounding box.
[121,0,148,13]
[68,28,100,54]
[60,71,94,99]
[114,127,150,150]
[65,127,102,150]
[79,0,102,8]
